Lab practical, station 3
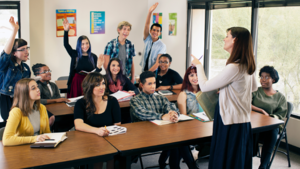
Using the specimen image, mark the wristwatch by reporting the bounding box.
[170,85,173,90]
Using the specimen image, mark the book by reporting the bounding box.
[66,95,83,107]
[79,69,96,75]
[106,125,127,136]
[30,132,67,148]
[196,90,218,121]
[151,114,194,125]
[110,91,134,101]
[158,90,173,95]
[192,112,210,122]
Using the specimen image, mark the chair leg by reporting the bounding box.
[284,135,291,167]
[139,156,144,169]
[268,134,283,169]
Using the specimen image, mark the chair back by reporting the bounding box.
[57,76,69,81]
[283,102,293,132]
[0,127,5,141]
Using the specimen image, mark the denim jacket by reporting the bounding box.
[0,51,31,97]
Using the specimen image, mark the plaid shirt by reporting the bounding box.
[130,92,179,121]
[104,37,136,78]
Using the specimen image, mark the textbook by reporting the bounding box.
[110,91,134,101]
[158,90,174,95]
[30,132,67,148]
[66,95,83,107]
[151,114,194,125]
[196,90,218,121]
[106,125,127,136]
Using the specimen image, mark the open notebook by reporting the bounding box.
[106,125,127,136]
[66,95,83,107]
[110,91,134,101]
[30,132,67,148]
[151,114,194,125]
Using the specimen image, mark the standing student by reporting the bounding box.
[3,78,51,146]
[252,66,287,169]
[192,27,257,169]
[63,19,104,98]
[74,72,121,169]
[141,2,166,72]
[103,21,136,83]
[106,58,139,95]
[177,66,203,115]
[154,54,183,91]
[0,17,31,125]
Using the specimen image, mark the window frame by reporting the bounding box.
[0,1,21,38]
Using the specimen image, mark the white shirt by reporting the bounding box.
[196,63,258,125]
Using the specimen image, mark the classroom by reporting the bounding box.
[0,0,300,169]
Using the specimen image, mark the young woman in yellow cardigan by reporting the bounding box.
[3,78,51,146]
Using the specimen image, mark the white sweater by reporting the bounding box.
[196,63,258,125]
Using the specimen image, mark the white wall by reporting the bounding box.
[286,118,300,148]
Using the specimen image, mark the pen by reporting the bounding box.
[198,55,203,61]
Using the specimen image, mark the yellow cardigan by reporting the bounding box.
[3,104,51,146]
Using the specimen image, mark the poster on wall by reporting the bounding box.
[153,13,162,39]
[90,11,105,34]
[169,13,177,36]
[56,9,76,37]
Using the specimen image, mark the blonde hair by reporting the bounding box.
[117,21,132,33]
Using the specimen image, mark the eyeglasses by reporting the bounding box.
[16,47,30,52]
[259,76,271,80]
[38,70,52,74]
[159,61,169,64]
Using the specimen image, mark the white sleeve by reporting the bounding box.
[251,73,258,92]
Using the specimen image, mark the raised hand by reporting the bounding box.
[191,54,201,67]
[97,54,105,69]
[9,16,19,31]
[149,2,159,13]
[63,18,70,31]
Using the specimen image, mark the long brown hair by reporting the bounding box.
[226,27,256,75]
[11,78,40,116]
[82,72,109,118]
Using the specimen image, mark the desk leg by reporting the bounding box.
[119,155,132,169]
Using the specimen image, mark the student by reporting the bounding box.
[32,63,70,126]
[154,54,183,91]
[192,27,257,169]
[177,66,203,115]
[252,66,287,169]
[141,2,166,72]
[0,17,31,125]
[106,58,139,95]
[74,72,121,169]
[62,19,104,98]
[103,21,136,83]
[3,78,51,146]
[130,71,198,169]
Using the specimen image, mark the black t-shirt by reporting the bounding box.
[75,56,96,73]
[155,68,183,88]
[74,96,121,127]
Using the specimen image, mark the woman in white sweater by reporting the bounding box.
[192,27,257,169]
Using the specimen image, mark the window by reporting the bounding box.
[209,7,251,79]
[0,2,20,52]
[256,7,300,116]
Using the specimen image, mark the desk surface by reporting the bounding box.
[46,90,181,116]
[0,131,117,169]
[104,111,283,156]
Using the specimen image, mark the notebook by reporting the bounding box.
[110,91,134,101]
[151,114,194,125]
[158,90,173,95]
[30,132,67,148]
[106,125,127,136]
[66,95,83,107]
[192,112,210,122]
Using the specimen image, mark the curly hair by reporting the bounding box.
[82,72,109,118]
[259,66,279,84]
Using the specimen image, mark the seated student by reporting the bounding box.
[106,58,139,95]
[3,78,51,146]
[32,63,70,126]
[154,54,183,91]
[252,66,287,169]
[177,66,203,115]
[74,72,121,169]
[130,71,198,169]
[104,21,136,83]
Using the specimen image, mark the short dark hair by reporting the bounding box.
[140,71,155,84]
[159,54,172,62]
[32,63,47,76]
[259,66,279,84]
[150,23,162,32]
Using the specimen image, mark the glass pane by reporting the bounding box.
[191,9,205,65]
[209,7,251,79]
[0,9,19,52]
[257,7,300,115]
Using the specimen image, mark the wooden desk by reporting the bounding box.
[46,90,181,116]
[104,112,283,169]
[0,131,117,169]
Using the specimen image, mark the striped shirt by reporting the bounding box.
[130,92,179,121]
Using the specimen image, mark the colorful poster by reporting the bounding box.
[169,13,177,36]
[153,13,162,39]
[56,9,76,37]
[90,11,105,34]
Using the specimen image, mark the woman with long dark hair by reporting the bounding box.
[0,17,31,125]
[192,27,257,169]
[63,19,104,98]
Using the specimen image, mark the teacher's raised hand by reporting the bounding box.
[191,54,202,67]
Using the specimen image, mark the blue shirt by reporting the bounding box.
[140,34,166,71]
[104,37,136,78]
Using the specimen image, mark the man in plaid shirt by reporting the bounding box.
[104,21,136,83]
